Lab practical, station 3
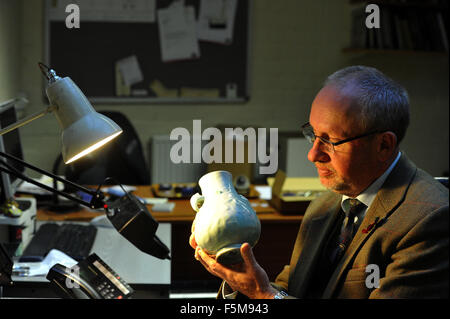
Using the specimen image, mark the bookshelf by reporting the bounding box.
[345,0,449,54]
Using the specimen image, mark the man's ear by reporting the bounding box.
[377,131,397,162]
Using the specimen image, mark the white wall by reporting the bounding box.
[2,0,448,178]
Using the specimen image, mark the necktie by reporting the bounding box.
[329,198,365,265]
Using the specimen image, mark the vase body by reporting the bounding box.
[190,170,261,264]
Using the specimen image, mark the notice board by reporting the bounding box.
[44,0,250,104]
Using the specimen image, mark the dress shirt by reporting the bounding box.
[341,151,401,228]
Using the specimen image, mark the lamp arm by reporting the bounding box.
[0,105,56,137]
[0,165,96,208]
[0,151,105,209]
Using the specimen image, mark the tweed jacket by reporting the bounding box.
[273,154,449,298]
[218,154,448,299]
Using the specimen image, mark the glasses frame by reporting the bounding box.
[301,122,381,154]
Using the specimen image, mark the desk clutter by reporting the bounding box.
[19,223,97,263]
[267,171,326,215]
[152,183,199,199]
[151,183,261,200]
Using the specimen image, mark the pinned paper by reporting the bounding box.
[157,2,200,62]
[226,83,237,99]
[115,63,130,96]
[150,80,179,97]
[203,0,227,26]
[116,55,144,86]
[197,0,237,44]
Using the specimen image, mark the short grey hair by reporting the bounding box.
[324,65,410,145]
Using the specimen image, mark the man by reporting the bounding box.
[189,66,449,299]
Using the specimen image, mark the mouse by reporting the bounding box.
[90,215,114,228]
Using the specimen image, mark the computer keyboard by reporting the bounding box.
[20,223,97,262]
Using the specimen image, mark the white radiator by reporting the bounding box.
[149,135,207,184]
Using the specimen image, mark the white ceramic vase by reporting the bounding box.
[190,170,261,265]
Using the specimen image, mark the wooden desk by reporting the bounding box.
[37,186,302,222]
[36,185,304,289]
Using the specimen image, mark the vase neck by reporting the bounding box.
[199,171,235,196]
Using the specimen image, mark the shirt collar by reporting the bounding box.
[342,151,402,209]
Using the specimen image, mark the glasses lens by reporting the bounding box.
[302,124,315,143]
[318,137,334,154]
[302,123,334,154]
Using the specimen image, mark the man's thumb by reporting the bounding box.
[241,242,256,265]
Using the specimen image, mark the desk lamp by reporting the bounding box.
[0,64,170,276]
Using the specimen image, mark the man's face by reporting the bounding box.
[307,85,379,197]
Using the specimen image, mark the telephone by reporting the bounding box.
[46,253,134,299]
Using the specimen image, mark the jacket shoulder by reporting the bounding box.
[407,168,449,207]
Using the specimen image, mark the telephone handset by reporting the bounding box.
[46,253,134,299]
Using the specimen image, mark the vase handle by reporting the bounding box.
[190,193,205,212]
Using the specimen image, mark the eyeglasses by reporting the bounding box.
[301,122,380,154]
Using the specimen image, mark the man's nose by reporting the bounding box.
[307,139,330,163]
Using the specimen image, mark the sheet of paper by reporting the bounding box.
[47,0,156,23]
[13,249,77,277]
[152,202,175,212]
[116,55,144,86]
[17,175,64,195]
[115,63,130,96]
[197,0,237,44]
[149,80,179,97]
[157,3,200,62]
[254,185,272,200]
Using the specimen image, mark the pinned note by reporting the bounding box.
[157,2,200,62]
[115,63,130,96]
[116,55,144,86]
[226,83,237,99]
[150,80,179,97]
[197,0,237,45]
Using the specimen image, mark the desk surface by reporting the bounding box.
[25,185,305,290]
[36,185,303,223]
[13,221,171,285]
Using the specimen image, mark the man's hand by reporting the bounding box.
[193,239,277,299]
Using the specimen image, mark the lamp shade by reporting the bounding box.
[46,77,123,164]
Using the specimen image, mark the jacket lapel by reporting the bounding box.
[288,196,342,298]
[322,154,417,298]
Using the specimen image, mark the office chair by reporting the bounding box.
[54,111,150,186]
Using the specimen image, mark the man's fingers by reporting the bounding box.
[197,248,227,277]
[189,233,197,249]
[197,248,216,266]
